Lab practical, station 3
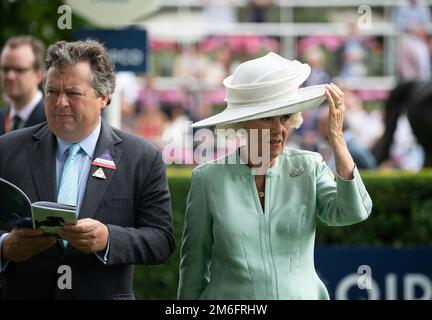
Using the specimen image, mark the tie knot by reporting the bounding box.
[11,115,22,131]
[67,144,81,159]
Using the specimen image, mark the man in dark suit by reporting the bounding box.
[0,36,46,135]
[0,40,174,299]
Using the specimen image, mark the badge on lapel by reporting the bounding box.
[91,149,116,180]
[92,167,106,179]
[290,167,304,177]
[92,149,117,170]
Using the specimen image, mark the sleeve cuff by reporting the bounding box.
[0,233,10,272]
[95,238,110,264]
[336,164,362,199]
[336,163,356,182]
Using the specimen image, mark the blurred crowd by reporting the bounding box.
[111,0,432,170]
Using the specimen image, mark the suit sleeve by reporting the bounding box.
[315,157,372,226]
[106,150,175,265]
[177,168,212,300]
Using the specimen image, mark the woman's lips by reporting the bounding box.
[270,138,282,145]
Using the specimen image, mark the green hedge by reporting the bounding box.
[133,169,432,299]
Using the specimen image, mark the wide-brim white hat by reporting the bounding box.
[192,52,326,128]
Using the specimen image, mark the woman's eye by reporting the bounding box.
[260,117,272,122]
[281,115,290,122]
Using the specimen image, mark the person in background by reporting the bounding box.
[394,0,431,81]
[303,47,331,87]
[247,0,274,23]
[338,22,369,79]
[0,36,46,135]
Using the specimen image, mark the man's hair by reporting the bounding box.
[45,40,116,104]
[2,35,45,70]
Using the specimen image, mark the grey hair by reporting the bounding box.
[215,112,304,139]
[44,40,116,104]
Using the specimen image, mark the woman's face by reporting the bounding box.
[243,115,292,163]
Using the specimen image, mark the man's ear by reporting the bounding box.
[100,95,109,111]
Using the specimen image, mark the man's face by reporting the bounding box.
[0,45,43,107]
[44,61,108,143]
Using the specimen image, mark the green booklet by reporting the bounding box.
[0,177,77,237]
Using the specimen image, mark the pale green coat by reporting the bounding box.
[178,148,372,300]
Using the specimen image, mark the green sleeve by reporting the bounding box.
[316,159,372,226]
[177,168,213,299]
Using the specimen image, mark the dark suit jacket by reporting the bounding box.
[0,97,46,135]
[0,121,175,299]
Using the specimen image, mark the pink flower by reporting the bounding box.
[199,36,226,53]
[203,89,226,105]
[150,40,176,52]
[298,35,342,54]
[243,35,263,55]
[228,35,244,52]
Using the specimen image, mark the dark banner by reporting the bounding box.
[315,246,432,300]
[75,28,148,73]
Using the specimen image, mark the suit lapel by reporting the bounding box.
[79,122,123,219]
[26,98,46,128]
[28,125,64,253]
[28,125,57,202]
[0,109,8,135]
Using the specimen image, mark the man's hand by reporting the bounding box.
[59,218,109,254]
[2,228,57,262]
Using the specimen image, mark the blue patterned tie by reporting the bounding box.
[57,144,81,207]
[57,144,80,248]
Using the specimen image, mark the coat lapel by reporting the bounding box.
[28,125,57,202]
[26,98,46,128]
[0,109,8,135]
[79,122,123,219]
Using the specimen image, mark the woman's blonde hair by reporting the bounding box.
[214,112,304,139]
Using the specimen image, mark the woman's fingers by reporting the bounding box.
[326,84,340,102]
[325,83,346,141]
[325,85,336,111]
[330,84,345,107]
[331,83,344,97]
[326,84,345,112]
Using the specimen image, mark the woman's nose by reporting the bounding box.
[270,118,282,133]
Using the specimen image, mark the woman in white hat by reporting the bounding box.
[177,52,372,300]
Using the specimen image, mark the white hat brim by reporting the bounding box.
[192,84,326,128]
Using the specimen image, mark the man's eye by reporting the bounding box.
[260,117,272,122]
[281,115,291,122]
[67,91,83,98]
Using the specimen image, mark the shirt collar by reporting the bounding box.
[9,91,43,122]
[56,119,102,160]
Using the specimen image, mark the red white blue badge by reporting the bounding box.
[92,149,117,170]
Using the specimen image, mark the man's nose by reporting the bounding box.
[56,92,69,108]
[3,70,17,80]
